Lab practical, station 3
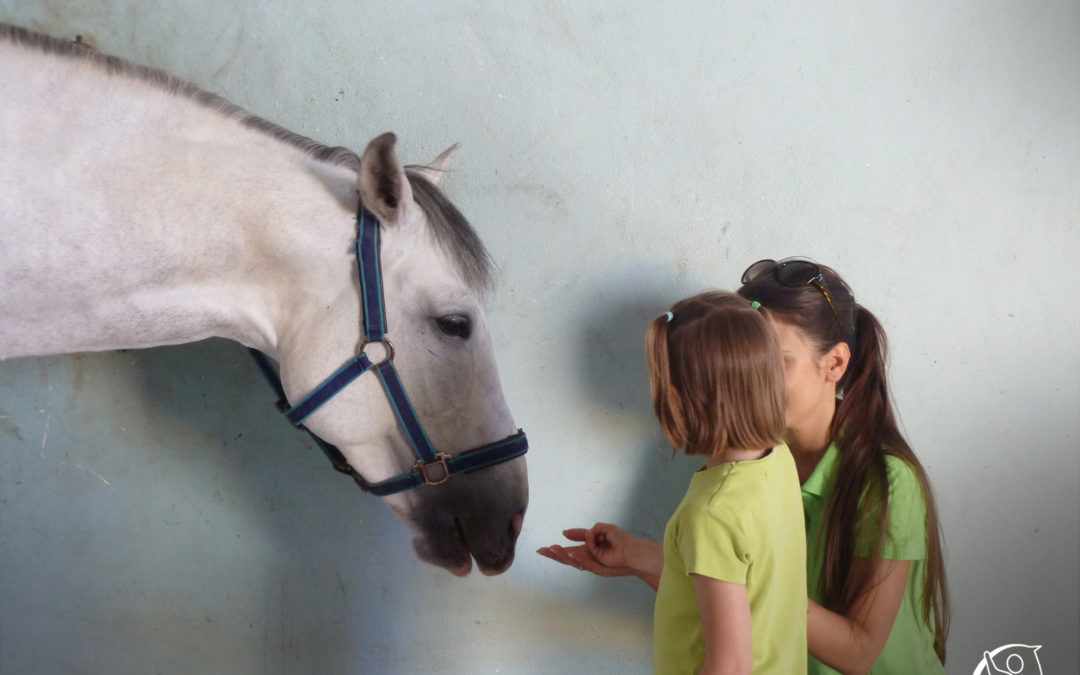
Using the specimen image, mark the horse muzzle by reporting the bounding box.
[407,474,528,576]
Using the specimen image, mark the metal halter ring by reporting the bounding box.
[361,339,395,365]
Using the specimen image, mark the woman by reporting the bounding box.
[538,258,950,674]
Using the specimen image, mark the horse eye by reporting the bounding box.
[435,314,472,340]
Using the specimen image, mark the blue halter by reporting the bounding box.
[250,204,528,496]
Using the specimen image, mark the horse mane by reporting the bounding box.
[2,23,494,293]
[406,170,494,293]
[0,23,363,173]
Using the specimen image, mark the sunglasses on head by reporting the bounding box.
[741,258,844,335]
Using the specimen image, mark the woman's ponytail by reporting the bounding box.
[829,304,951,663]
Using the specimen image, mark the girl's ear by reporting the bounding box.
[823,341,851,384]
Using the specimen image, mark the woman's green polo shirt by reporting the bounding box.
[801,443,944,674]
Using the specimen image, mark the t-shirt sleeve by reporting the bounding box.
[854,456,928,560]
[674,502,750,584]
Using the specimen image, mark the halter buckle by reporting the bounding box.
[415,452,452,486]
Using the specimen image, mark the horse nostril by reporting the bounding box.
[452,516,468,549]
[510,511,524,540]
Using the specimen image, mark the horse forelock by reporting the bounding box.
[0,23,363,174]
[405,170,494,295]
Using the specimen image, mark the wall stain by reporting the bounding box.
[506,182,569,222]
[0,409,23,441]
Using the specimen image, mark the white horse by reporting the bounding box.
[0,24,527,576]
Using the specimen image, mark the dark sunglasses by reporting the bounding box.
[741,258,844,335]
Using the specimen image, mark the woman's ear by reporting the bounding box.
[823,341,851,384]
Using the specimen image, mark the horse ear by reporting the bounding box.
[358,132,415,224]
[410,143,460,186]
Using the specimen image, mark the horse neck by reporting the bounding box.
[0,38,365,359]
[2,140,359,359]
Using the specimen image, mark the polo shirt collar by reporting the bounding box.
[801,442,839,496]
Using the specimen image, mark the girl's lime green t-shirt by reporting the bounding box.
[654,444,807,675]
[801,443,944,675]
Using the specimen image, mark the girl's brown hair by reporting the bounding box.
[738,264,951,664]
[646,291,785,457]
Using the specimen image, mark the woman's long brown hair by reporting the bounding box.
[739,264,950,664]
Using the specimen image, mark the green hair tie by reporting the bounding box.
[751,301,762,310]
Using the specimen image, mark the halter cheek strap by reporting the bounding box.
[250,203,528,496]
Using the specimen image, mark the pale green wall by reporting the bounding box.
[1,2,1077,673]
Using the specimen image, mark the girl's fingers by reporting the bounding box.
[561,528,588,540]
[536,545,587,570]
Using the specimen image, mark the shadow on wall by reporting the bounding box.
[126,340,414,672]
[0,340,418,673]
[571,261,710,616]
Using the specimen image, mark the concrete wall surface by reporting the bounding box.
[1,2,1077,673]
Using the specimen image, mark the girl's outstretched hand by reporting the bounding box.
[536,524,639,578]
[585,522,635,568]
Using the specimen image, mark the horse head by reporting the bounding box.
[276,134,528,576]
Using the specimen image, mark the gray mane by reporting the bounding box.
[406,170,494,293]
[1,23,362,172]
[2,23,493,292]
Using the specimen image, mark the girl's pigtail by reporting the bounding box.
[646,314,685,451]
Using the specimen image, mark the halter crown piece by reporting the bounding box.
[250,203,528,496]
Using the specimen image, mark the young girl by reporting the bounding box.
[539,259,950,674]
[590,290,806,675]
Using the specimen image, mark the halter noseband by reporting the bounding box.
[250,203,528,496]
